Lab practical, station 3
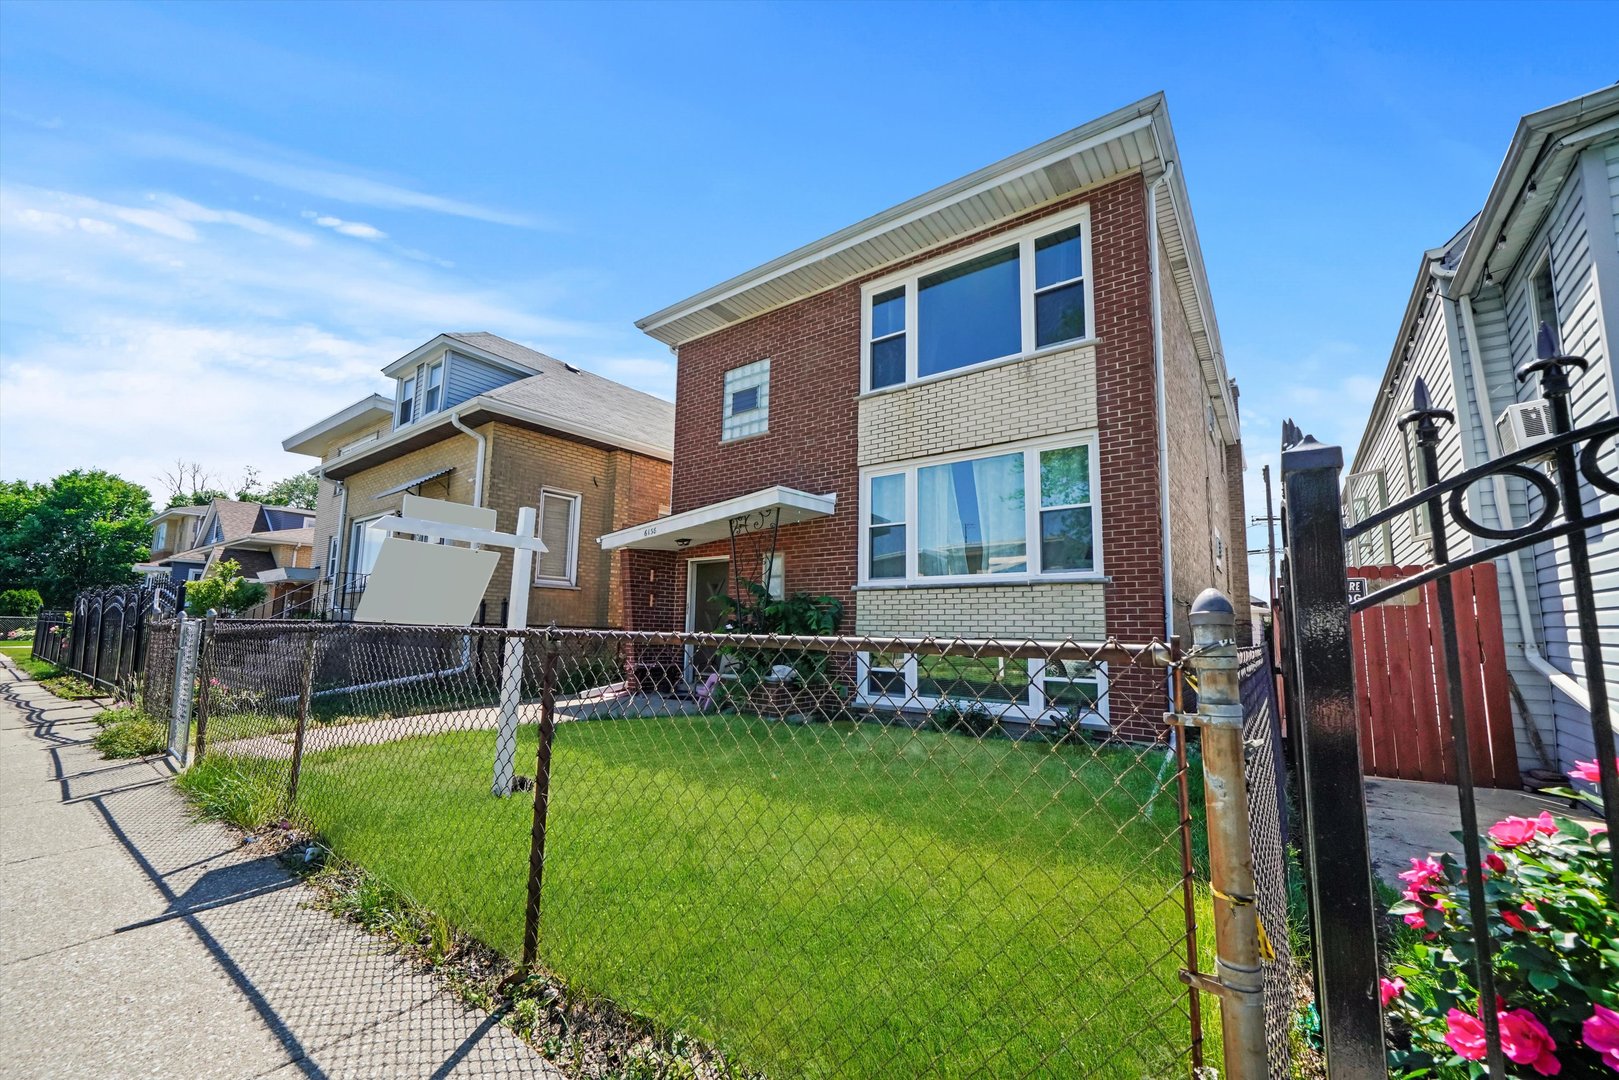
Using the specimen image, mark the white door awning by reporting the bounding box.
[599,485,837,552]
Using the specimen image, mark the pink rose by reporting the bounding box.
[1490,814,1556,847]
[1583,1005,1619,1072]
[1379,977,1406,1007]
[1400,856,1445,905]
[1446,1008,1487,1061]
[1485,852,1507,873]
[1500,1008,1560,1075]
[1572,760,1603,784]
[1502,909,1528,932]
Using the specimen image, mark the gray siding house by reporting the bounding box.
[1348,85,1619,775]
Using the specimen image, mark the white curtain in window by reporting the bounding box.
[916,452,1026,576]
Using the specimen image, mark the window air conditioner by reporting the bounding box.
[1495,400,1555,457]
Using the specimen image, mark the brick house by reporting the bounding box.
[283,332,674,627]
[602,93,1247,728]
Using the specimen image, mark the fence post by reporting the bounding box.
[286,629,318,806]
[1280,431,1386,1077]
[193,610,219,761]
[492,507,536,797]
[1189,590,1266,1080]
[519,633,560,973]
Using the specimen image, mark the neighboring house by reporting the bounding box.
[602,93,1247,731]
[138,498,317,607]
[134,504,207,580]
[1346,85,1619,774]
[283,332,675,627]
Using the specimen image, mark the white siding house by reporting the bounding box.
[1348,85,1619,776]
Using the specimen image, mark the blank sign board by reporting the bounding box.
[352,537,499,626]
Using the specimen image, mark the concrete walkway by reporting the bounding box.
[0,661,559,1079]
[1364,775,1598,887]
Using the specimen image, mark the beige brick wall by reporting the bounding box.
[311,415,396,584]
[854,583,1106,640]
[1159,235,1237,637]
[857,344,1098,467]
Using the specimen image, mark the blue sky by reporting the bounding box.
[1,0,1615,592]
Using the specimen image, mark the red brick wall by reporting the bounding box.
[632,172,1171,731]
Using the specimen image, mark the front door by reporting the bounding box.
[686,558,731,684]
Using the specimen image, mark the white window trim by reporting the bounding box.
[858,431,1103,587]
[533,488,582,588]
[761,552,785,600]
[1402,424,1433,541]
[347,513,394,577]
[326,535,339,580]
[153,522,168,549]
[422,360,444,415]
[1527,249,1560,346]
[853,652,1110,726]
[859,206,1096,395]
[396,375,416,429]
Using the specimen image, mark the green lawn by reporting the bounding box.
[213,715,1217,1077]
[0,640,36,660]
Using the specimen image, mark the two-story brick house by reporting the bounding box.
[284,332,674,627]
[603,93,1247,727]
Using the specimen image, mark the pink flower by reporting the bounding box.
[1400,856,1445,905]
[1500,1008,1561,1075]
[1571,759,1616,786]
[1490,813,1557,847]
[1446,1008,1487,1061]
[1584,1005,1619,1072]
[1502,909,1529,932]
[1403,909,1429,930]
[1380,977,1406,1006]
[1485,852,1507,873]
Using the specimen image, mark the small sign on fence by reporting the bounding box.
[1346,576,1368,603]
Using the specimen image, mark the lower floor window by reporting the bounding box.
[857,651,1106,723]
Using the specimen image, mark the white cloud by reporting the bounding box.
[302,210,386,241]
[128,131,537,227]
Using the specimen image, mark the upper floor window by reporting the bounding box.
[423,361,444,415]
[722,358,770,442]
[398,376,416,427]
[534,489,581,587]
[863,210,1091,392]
[205,519,223,545]
[861,434,1100,585]
[153,521,168,549]
[1529,255,1560,352]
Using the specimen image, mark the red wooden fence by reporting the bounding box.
[1348,563,1519,788]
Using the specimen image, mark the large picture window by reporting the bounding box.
[863,210,1091,391]
[861,434,1100,585]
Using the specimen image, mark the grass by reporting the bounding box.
[91,705,167,758]
[0,639,36,661]
[188,714,1217,1077]
[9,655,103,699]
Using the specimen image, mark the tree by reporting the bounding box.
[258,472,318,509]
[160,459,226,507]
[0,588,43,616]
[184,559,267,616]
[0,470,153,606]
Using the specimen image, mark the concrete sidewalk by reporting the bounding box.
[0,661,558,1079]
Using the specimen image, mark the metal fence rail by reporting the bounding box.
[34,582,184,698]
[178,619,1218,1078]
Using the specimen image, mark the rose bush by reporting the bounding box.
[1382,760,1615,1077]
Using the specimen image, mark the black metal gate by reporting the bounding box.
[1276,330,1617,1075]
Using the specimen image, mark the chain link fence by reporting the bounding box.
[165,619,1219,1077]
[1238,639,1296,1078]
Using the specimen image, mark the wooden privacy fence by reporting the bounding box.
[1347,563,1519,788]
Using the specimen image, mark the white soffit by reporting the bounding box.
[600,486,837,551]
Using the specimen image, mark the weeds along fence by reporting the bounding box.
[174,619,1239,1078]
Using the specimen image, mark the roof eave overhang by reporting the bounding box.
[381,334,541,380]
[1350,253,1444,474]
[324,396,673,481]
[600,486,838,552]
[282,394,394,456]
[636,94,1169,348]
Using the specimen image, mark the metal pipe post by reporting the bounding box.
[493,506,537,797]
[287,630,318,807]
[193,610,218,761]
[520,637,559,972]
[1190,590,1266,1080]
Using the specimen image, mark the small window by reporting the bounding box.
[761,553,785,600]
[153,522,168,549]
[1343,470,1391,564]
[1042,658,1102,710]
[865,652,908,697]
[1038,445,1094,573]
[1403,426,1434,540]
[868,287,906,389]
[868,473,907,579]
[423,361,444,414]
[398,376,416,427]
[326,536,338,580]
[535,490,581,586]
[349,517,388,576]
[721,359,770,442]
[1033,225,1085,348]
[1530,256,1559,352]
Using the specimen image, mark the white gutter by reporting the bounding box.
[1455,291,1591,712]
[449,410,488,509]
[1148,162,1177,643]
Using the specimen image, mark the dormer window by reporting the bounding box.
[153,521,168,549]
[398,376,416,427]
[423,361,443,414]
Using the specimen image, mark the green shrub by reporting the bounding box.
[175,756,282,830]
[184,559,268,617]
[930,698,999,738]
[0,588,42,616]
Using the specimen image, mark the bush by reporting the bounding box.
[92,706,167,758]
[0,588,42,616]
[184,559,268,617]
[930,698,999,738]
[1383,759,1616,1077]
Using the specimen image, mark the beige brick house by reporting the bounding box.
[283,332,674,627]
